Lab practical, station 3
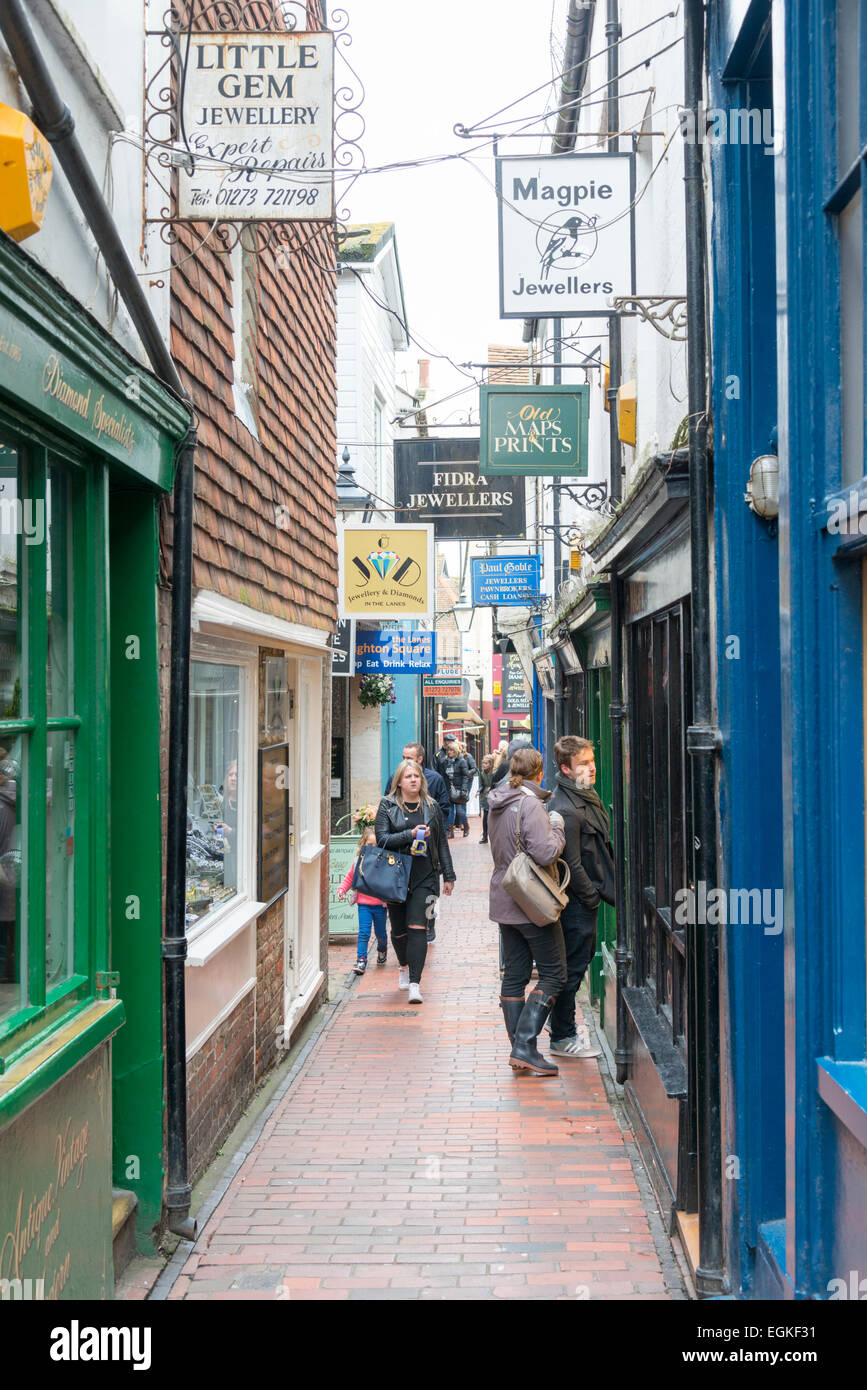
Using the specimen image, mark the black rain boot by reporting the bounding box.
[500,996,524,1044]
[510,989,559,1076]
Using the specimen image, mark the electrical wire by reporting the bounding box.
[458,8,679,136]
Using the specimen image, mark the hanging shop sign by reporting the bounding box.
[496,152,635,318]
[339,524,435,620]
[331,619,355,676]
[471,554,541,607]
[354,630,436,675]
[0,103,52,242]
[479,384,589,477]
[492,652,532,716]
[178,31,334,220]
[422,665,464,700]
[393,438,525,539]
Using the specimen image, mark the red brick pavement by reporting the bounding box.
[169,818,682,1302]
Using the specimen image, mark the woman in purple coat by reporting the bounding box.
[487,745,567,1077]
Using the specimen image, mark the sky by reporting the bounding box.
[335,0,567,425]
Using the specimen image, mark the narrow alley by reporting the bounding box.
[158,825,686,1302]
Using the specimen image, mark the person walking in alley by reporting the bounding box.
[385,741,451,824]
[439,737,471,838]
[487,745,567,1077]
[490,733,532,789]
[375,759,455,1004]
[547,736,615,1060]
[337,827,388,974]
[479,753,494,844]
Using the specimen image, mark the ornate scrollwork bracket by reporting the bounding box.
[548,480,611,513]
[609,296,688,341]
[142,1,364,256]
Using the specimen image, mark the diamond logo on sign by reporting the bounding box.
[497,153,635,319]
[368,548,399,579]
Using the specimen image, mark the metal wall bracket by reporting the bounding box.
[161,937,189,961]
[549,480,610,513]
[609,296,688,341]
[686,723,723,754]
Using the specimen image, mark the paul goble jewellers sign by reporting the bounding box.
[179,31,334,219]
[496,152,635,318]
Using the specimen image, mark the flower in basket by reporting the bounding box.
[352,804,379,830]
[358,674,397,708]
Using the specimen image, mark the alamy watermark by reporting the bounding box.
[674,882,783,935]
[0,497,44,546]
[679,103,777,154]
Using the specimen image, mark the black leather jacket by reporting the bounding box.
[374,796,456,882]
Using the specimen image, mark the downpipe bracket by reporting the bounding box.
[686,723,722,755]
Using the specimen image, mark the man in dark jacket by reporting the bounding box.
[385,743,450,824]
[546,735,616,1060]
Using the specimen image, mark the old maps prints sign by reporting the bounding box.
[179,32,334,219]
[479,385,589,477]
[496,153,635,318]
[339,525,435,620]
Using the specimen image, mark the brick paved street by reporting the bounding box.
[166,821,686,1302]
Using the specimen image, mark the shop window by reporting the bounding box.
[299,659,322,854]
[186,659,249,928]
[0,434,93,1053]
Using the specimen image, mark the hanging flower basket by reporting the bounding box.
[358,674,396,708]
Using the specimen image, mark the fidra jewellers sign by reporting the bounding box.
[179,31,334,219]
[479,385,589,477]
[496,153,635,318]
[393,438,526,540]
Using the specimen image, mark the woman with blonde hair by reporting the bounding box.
[487,745,567,1076]
[374,758,455,1003]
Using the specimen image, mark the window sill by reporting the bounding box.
[0,998,125,1127]
[299,841,325,864]
[816,1057,867,1153]
[186,898,266,967]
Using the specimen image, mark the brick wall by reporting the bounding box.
[187,991,255,1185]
[256,898,284,1079]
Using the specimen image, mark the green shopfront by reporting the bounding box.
[0,234,187,1297]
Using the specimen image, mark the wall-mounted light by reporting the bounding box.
[745,453,779,520]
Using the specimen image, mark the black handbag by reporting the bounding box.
[448,786,468,805]
[351,844,412,903]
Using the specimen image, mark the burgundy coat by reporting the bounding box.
[486,778,566,925]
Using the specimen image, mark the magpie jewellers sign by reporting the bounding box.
[393,438,525,540]
[178,31,334,219]
[496,153,635,318]
[479,385,589,477]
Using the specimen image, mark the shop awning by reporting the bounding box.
[443,707,486,726]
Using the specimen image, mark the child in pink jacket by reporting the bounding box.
[337,828,388,974]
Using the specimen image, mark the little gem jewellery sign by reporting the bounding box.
[338,525,435,620]
[479,385,589,477]
[179,31,334,219]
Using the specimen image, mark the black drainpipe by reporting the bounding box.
[682,0,724,1293]
[0,0,197,1239]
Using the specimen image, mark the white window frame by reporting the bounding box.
[186,635,260,949]
[298,657,324,859]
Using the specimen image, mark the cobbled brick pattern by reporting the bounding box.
[170,822,684,1300]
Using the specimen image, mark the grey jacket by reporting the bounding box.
[487,778,566,925]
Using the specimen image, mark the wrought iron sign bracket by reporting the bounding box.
[547,480,611,513]
[609,296,688,341]
[142,1,364,257]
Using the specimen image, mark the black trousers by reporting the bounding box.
[549,897,598,1042]
[499,918,567,1002]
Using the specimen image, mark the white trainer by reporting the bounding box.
[398,966,410,990]
[549,1035,602,1059]
[407,982,423,1004]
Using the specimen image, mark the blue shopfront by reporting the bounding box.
[710,0,867,1298]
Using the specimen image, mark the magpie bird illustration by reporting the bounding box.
[538,213,598,280]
